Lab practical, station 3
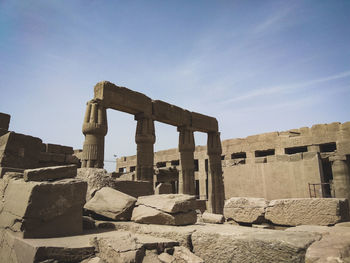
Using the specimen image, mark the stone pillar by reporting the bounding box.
[135,113,155,182]
[81,99,108,168]
[207,131,225,214]
[178,126,195,195]
[330,155,350,201]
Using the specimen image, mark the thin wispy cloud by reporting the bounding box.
[222,70,350,104]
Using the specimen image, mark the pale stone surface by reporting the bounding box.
[136,194,196,213]
[81,257,105,263]
[131,205,197,226]
[84,187,136,221]
[285,225,350,263]
[0,177,87,238]
[77,168,153,201]
[109,221,196,248]
[172,246,204,263]
[265,198,349,226]
[191,224,320,263]
[23,164,77,182]
[202,212,225,224]
[224,197,268,223]
[334,222,350,227]
[91,232,144,263]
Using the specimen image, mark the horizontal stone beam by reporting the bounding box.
[94,81,218,132]
[94,81,153,115]
[152,100,191,127]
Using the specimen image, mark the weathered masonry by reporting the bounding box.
[117,122,350,202]
[81,81,225,213]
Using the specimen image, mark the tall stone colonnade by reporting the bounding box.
[81,81,225,214]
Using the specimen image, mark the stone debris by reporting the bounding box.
[285,225,350,263]
[77,168,153,201]
[224,197,268,223]
[132,205,197,226]
[23,164,77,182]
[202,211,225,224]
[191,224,320,263]
[0,176,87,238]
[136,194,197,214]
[265,198,349,226]
[84,187,137,221]
[132,194,198,226]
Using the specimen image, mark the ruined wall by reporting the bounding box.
[117,121,350,200]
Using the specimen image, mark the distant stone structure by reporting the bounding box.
[0,112,80,176]
[117,121,350,202]
[81,81,225,213]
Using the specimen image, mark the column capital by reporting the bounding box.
[178,126,195,152]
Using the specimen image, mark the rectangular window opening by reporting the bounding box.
[171,160,179,166]
[156,162,167,168]
[231,152,246,159]
[255,149,275,157]
[285,146,308,155]
[130,166,136,172]
[221,155,225,160]
[320,142,337,153]
[118,167,126,173]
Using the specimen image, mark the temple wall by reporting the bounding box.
[117,121,350,200]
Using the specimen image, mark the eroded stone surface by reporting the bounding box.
[265,198,349,226]
[224,197,268,223]
[132,205,197,226]
[136,194,196,214]
[0,177,87,238]
[77,168,153,201]
[84,187,136,221]
[23,164,77,182]
[191,224,319,263]
[202,212,225,224]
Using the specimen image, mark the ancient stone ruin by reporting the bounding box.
[0,81,350,263]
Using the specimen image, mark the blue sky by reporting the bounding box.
[1,0,349,171]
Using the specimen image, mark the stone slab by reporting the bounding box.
[84,187,136,221]
[136,194,196,214]
[132,205,197,226]
[224,197,268,223]
[265,198,349,226]
[0,167,24,178]
[0,177,87,238]
[0,112,10,130]
[23,164,77,182]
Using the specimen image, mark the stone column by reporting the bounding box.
[330,155,350,201]
[135,113,155,183]
[207,131,225,214]
[178,126,195,195]
[81,99,108,168]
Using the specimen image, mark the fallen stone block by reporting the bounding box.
[0,177,87,238]
[265,198,349,226]
[84,187,137,221]
[77,168,153,201]
[109,221,197,248]
[224,197,268,223]
[191,224,319,263]
[23,164,77,182]
[132,205,197,226]
[202,212,225,224]
[91,233,145,263]
[173,246,204,263]
[136,194,196,214]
